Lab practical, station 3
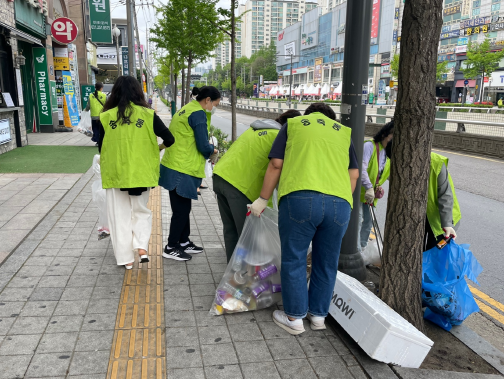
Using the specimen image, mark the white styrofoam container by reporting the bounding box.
[329,271,433,368]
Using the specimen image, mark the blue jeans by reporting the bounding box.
[279,190,351,318]
[358,202,373,252]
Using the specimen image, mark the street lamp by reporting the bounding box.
[112,25,121,77]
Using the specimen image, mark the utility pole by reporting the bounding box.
[145,26,150,95]
[337,0,373,281]
[133,2,144,87]
[126,0,136,78]
[230,0,237,141]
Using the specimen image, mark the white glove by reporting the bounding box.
[443,226,457,239]
[364,187,375,204]
[250,197,268,217]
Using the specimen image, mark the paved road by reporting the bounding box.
[212,107,504,318]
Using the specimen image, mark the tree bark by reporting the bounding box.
[181,69,186,107]
[185,53,193,105]
[230,0,237,141]
[380,0,443,333]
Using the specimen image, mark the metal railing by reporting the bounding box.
[220,102,504,138]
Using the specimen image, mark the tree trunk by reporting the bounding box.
[181,69,186,107]
[480,72,485,102]
[185,53,193,105]
[379,0,443,333]
[231,0,237,141]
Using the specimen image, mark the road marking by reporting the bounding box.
[469,285,504,314]
[107,187,165,378]
[432,148,504,164]
[474,299,504,325]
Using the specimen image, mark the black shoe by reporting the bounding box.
[162,245,192,261]
[181,241,204,254]
[199,185,208,189]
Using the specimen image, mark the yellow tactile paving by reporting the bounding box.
[107,187,166,379]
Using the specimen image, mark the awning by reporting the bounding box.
[455,79,476,88]
[0,21,43,46]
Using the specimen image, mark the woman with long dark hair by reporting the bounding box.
[85,82,106,144]
[358,120,393,257]
[99,76,174,269]
[159,86,220,262]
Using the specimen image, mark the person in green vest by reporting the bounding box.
[358,121,393,255]
[213,109,302,262]
[85,82,107,145]
[425,152,461,250]
[99,76,174,269]
[159,86,220,262]
[498,97,503,106]
[250,103,360,335]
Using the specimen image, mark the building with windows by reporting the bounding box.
[275,0,403,104]
[213,0,317,67]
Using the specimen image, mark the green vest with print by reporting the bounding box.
[99,103,159,189]
[360,140,391,206]
[213,121,280,202]
[427,152,461,237]
[278,113,354,208]
[161,100,211,178]
[89,92,107,117]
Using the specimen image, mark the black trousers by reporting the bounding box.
[168,189,192,247]
[91,119,101,142]
[424,217,443,251]
[213,175,251,262]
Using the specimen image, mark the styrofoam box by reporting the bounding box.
[329,271,433,368]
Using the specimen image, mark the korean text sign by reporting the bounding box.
[89,0,112,43]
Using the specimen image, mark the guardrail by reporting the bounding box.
[218,102,504,160]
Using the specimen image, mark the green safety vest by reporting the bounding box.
[99,103,159,189]
[278,112,354,207]
[213,121,280,202]
[427,152,461,237]
[89,92,107,117]
[360,140,390,206]
[161,100,211,178]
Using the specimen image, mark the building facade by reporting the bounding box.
[275,0,403,104]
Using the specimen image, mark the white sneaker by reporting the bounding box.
[306,313,326,330]
[272,310,305,335]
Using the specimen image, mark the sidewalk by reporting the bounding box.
[0,98,502,378]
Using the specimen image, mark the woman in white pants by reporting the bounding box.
[98,76,174,268]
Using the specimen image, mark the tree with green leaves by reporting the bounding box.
[436,60,450,82]
[462,36,504,101]
[151,0,224,107]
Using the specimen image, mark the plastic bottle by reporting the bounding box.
[221,282,251,304]
[271,283,281,293]
[232,247,248,271]
[253,264,278,281]
[256,292,274,308]
[233,271,248,285]
[251,281,271,297]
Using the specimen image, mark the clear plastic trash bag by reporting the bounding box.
[361,239,382,266]
[204,160,213,178]
[209,208,282,315]
[421,240,483,331]
[91,155,110,240]
[77,111,92,137]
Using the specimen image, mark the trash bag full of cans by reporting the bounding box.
[421,239,483,331]
[210,208,282,315]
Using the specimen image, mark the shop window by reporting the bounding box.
[309,71,313,81]
[0,35,17,105]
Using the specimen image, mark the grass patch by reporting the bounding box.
[0,146,97,173]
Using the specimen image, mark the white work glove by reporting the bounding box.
[364,187,375,204]
[249,197,268,217]
[442,226,457,239]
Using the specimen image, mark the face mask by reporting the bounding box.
[211,106,217,115]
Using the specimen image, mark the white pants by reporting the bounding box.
[106,188,152,265]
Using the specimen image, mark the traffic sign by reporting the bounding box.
[464,79,469,86]
[51,18,78,44]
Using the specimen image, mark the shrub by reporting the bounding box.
[209,125,234,158]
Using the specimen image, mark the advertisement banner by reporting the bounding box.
[461,0,471,19]
[314,58,323,83]
[443,4,461,16]
[33,47,53,125]
[81,85,94,110]
[458,37,469,45]
[62,71,80,127]
[121,46,129,76]
[253,83,258,98]
[371,0,381,40]
[465,24,490,35]
[89,0,112,43]
[0,119,11,145]
[377,79,386,105]
[50,81,58,113]
[54,57,70,70]
[284,41,296,57]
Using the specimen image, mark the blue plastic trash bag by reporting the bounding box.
[421,240,483,331]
